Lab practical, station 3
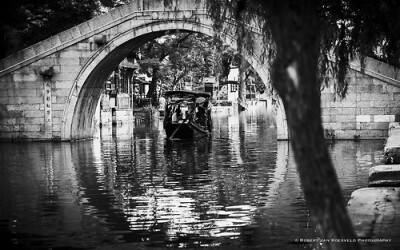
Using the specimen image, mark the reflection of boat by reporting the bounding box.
[163,90,212,139]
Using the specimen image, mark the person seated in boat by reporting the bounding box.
[167,105,173,118]
[195,103,206,126]
[171,105,182,123]
[187,102,195,120]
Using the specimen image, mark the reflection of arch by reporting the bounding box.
[264,140,290,206]
[62,17,286,140]
[276,102,289,140]
[69,141,145,242]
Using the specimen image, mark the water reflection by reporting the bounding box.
[0,104,391,249]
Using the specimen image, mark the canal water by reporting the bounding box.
[0,104,393,249]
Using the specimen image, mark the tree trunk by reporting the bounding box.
[263,1,360,249]
[238,55,246,110]
[147,67,159,107]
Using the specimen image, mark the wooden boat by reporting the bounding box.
[163,90,212,139]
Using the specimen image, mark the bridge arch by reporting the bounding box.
[64,18,276,140]
[0,1,289,141]
[5,0,398,141]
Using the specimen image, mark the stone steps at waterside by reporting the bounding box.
[389,122,400,137]
[383,122,400,164]
[368,165,400,187]
[383,134,400,164]
[346,122,400,240]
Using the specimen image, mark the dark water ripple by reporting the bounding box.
[0,105,391,249]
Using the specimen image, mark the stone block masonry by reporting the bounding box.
[322,65,400,139]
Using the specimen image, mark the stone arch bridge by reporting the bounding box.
[1,0,400,141]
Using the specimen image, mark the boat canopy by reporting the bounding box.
[164,90,211,99]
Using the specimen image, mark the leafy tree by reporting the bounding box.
[159,33,214,91]
[207,0,400,249]
[218,45,265,96]
[0,0,126,59]
[218,45,238,79]
[133,32,215,106]
[135,32,264,106]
